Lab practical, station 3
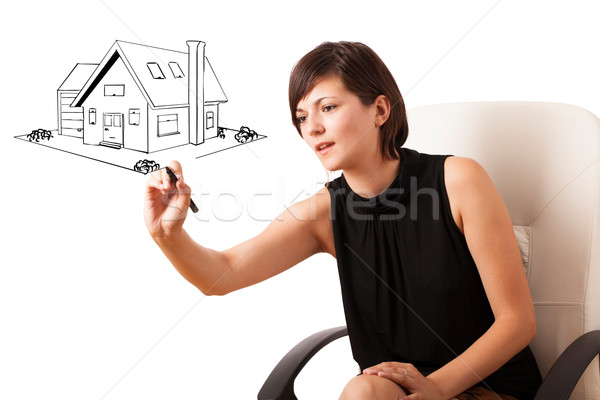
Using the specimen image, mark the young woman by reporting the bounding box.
[144,42,542,400]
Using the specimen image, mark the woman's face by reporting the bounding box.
[295,77,381,172]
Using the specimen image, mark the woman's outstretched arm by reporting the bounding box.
[144,161,332,296]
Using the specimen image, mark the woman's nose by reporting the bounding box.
[306,116,324,136]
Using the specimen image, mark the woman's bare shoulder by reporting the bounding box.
[301,186,335,256]
[444,156,487,184]
[444,156,491,234]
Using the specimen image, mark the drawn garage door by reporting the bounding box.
[59,92,84,138]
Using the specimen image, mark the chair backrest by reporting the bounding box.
[405,101,600,400]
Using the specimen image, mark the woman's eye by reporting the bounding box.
[297,115,307,124]
[323,105,336,112]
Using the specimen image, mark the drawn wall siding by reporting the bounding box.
[147,106,189,153]
[57,63,99,139]
[80,56,148,152]
[58,91,84,138]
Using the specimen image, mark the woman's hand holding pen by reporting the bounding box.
[144,160,192,239]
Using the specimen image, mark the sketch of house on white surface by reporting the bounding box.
[16,39,266,174]
[59,40,228,153]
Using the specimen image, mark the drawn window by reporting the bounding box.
[104,84,125,96]
[114,114,122,127]
[206,111,214,129]
[147,62,165,79]
[168,62,185,78]
[158,114,179,137]
[129,109,140,126]
[89,108,96,125]
[104,115,112,127]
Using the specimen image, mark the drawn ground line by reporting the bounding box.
[343,243,503,400]
[98,248,248,400]
[238,133,262,160]
[217,115,264,161]
[14,136,136,174]
[195,135,267,159]
[336,0,503,180]
[15,132,263,175]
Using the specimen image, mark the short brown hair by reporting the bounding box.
[289,41,408,160]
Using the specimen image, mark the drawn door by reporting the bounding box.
[103,113,124,144]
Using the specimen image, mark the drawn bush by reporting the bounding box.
[235,126,258,143]
[134,159,160,174]
[27,128,53,142]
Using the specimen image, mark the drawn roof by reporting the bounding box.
[58,64,99,91]
[72,40,227,108]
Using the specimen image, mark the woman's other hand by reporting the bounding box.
[363,362,445,400]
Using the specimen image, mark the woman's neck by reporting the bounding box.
[342,155,401,198]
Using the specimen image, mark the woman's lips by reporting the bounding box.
[316,142,334,155]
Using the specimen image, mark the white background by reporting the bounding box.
[1,1,598,399]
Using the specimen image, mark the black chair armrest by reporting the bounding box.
[534,330,600,400]
[257,326,349,400]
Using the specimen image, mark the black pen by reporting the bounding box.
[164,166,199,213]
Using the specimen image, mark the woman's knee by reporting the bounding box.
[339,374,407,400]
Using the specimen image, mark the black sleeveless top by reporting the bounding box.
[327,148,542,400]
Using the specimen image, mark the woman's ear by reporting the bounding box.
[374,95,391,127]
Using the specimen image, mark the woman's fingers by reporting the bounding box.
[161,166,173,189]
[167,160,184,186]
[147,160,185,192]
[146,168,166,192]
[168,160,183,175]
[363,362,442,400]
[377,370,412,383]
[364,362,415,375]
[364,362,420,387]
[144,161,190,212]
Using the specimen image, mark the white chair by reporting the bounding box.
[258,102,600,400]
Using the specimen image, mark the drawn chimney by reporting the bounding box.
[187,40,205,145]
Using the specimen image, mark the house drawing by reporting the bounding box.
[58,40,228,153]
